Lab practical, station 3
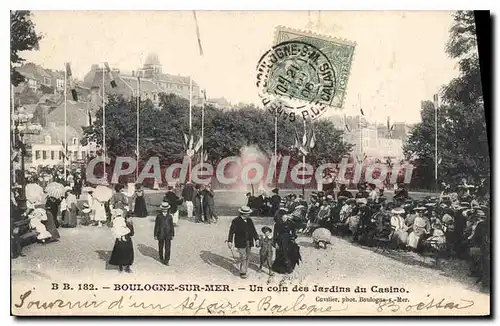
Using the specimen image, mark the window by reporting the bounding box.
[43,77,51,86]
[72,137,78,145]
[28,79,37,90]
[35,151,40,160]
[51,151,55,160]
[42,151,47,160]
[57,79,64,90]
[59,151,63,160]
[73,151,78,160]
[44,135,51,145]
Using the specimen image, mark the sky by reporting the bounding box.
[22,10,460,124]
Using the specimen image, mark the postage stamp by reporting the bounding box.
[257,26,356,122]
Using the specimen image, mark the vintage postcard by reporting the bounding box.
[10,10,490,316]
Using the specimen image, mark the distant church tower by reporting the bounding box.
[143,53,162,79]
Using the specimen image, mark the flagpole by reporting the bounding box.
[102,64,107,184]
[201,99,205,167]
[302,118,306,197]
[136,77,140,181]
[434,94,438,192]
[274,111,278,187]
[188,77,193,182]
[11,84,15,184]
[64,63,67,182]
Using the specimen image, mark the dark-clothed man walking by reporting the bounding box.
[182,182,195,219]
[163,186,183,226]
[154,202,175,265]
[227,206,259,279]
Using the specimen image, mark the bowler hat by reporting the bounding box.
[261,226,272,234]
[272,188,279,194]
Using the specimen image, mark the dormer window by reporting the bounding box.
[72,137,78,145]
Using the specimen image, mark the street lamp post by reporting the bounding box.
[12,110,42,212]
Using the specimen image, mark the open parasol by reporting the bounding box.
[26,183,44,204]
[45,182,66,198]
[93,185,113,202]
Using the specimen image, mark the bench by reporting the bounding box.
[13,219,37,246]
[373,236,392,254]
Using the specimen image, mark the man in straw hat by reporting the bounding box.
[227,206,259,279]
[154,202,175,266]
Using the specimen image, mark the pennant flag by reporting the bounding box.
[65,63,78,101]
[60,141,68,160]
[438,157,443,165]
[344,115,351,132]
[183,133,189,148]
[308,126,316,149]
[360,108,365,116]
[386,116,391,131]
[202,89,207,101]
[88,110,92,126]
[189,133,194,150]
[293,128,301,149]
[194,136,203,153]
[433,94,439,104]
[302,129,307,147]
[104,62,117,88]
[193,11,204,56]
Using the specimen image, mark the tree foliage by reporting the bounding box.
[404,11,489,188]
[10,11,42,86]
[83,93,352,169]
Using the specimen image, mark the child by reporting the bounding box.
[257,226,274,276]
[81,203,92,226]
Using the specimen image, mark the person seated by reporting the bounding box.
[390,207,409,249]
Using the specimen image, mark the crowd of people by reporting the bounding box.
[10,164,490,289]
[249,181,490,288]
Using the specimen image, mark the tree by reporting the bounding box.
[83,93,353,177]
[10,11,42,86]
[404,11,489,189]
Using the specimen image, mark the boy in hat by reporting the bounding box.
[257,226,274,276]
[154,202,175,265]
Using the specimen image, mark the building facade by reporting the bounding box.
[82,53,202,108]
[29,123,99,168]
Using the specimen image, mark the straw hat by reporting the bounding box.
[238,206,252,215]
[391,207,405,215]
[82,203,91,214]
[160,202,171,210]
[111,208,124,218]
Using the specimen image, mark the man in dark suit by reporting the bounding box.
[163,186,183,226]
[202,184,217,223]
[337,184,353,199]
[227,206,259,279]
[154,202,175,266]
[269,188,281,217]
[181,182,195,219]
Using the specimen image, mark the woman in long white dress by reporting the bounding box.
[87,189,106,227]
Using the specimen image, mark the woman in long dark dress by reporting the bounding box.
[109,209,134,273]
[272,214,301,274]
[45,196,61,228]
[132,184,148,217]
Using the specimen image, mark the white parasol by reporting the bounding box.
[93,185,113,202]
[45,182,66,198]
[26,183,45,204]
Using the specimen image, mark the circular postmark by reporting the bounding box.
[256,40,337,122]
